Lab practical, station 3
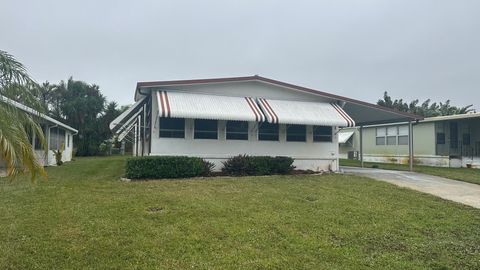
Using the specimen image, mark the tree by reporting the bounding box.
[99,101,122,140]
[377,92,474,117]
[0,50,47,179]
[55,78,106,156]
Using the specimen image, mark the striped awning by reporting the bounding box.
[257,98,355,127]
[156,91,264,122]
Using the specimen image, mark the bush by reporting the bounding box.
[222,155,295,176]
[126,156,206,179]
[272,156,295,174]
[202,160,215,177]
[221,154,256,176]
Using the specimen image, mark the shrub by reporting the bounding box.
[272,156,295,174]
[126,156,205,179]
[202,160,216,176]
[221,154,256,176]
[222,155,295,176]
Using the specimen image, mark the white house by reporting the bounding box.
[0,95,78,168]
[110,76,420,171]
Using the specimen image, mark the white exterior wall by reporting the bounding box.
[34,128,74,167]
[147,82,341,172]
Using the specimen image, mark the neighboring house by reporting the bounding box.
[110,75,419,171]
[339,112,480,168]
[0,95,78,168]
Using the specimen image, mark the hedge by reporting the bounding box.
[222,155,295,176]
[126,156,206,179]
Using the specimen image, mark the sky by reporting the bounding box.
[1,0,479,110]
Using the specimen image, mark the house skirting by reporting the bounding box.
[362,154,480,168]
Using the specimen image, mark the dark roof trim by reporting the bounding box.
[136,75,423,121]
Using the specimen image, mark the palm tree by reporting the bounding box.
[0,50,47,180]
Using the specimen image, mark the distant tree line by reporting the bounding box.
[377,91,474,117]
[33,78,126,156]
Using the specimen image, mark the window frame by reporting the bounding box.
[286,124,307,142]
[313,126,332,142]
[436,132,446,145]
[376,125,409,146]
[159,117,186,139]
[194,119,218,140]
[376,127,387,145]
[226,121,249,141]
[258,122,279,141]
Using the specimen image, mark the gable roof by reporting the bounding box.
[135,75,423,125]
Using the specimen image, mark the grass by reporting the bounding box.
[1,156,479,269]
[340,159,480,185]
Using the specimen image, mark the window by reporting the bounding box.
[386,126,397,145]
[398,126,409,145]
[313,126,332,142]
[286,124,306,142]
[258,122,279,141]
[376,127,386,145]
[437,133,446,145]
[159,117,185,138]
[463,133,471,146]
[376,125,409,146]
[194,119,218,139]
[67,134,70,147]
[49,127,65,150]
[226,121,248,140]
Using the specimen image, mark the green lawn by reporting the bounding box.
[1,157,480,269]
[340,159,480,185]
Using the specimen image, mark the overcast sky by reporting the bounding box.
[1,0,479,110]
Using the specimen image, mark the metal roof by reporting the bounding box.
[135,75,423,125]
[0,94,78,133]
[109,96,147,133]
[257,97,355,127]
[421,112,480,123]
[156,91,264,122]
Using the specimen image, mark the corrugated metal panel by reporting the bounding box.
[118,121,136,142]
[338,131,355,143]
[257,98,355,127]
[156,91,263,122]
[109,96,146,132]
[114,109,142,138]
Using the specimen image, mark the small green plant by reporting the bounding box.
[52,143,64,166]
[202,160,216,176]
[98,139,114,156]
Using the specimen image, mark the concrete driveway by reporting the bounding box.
[341,166,480,209]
